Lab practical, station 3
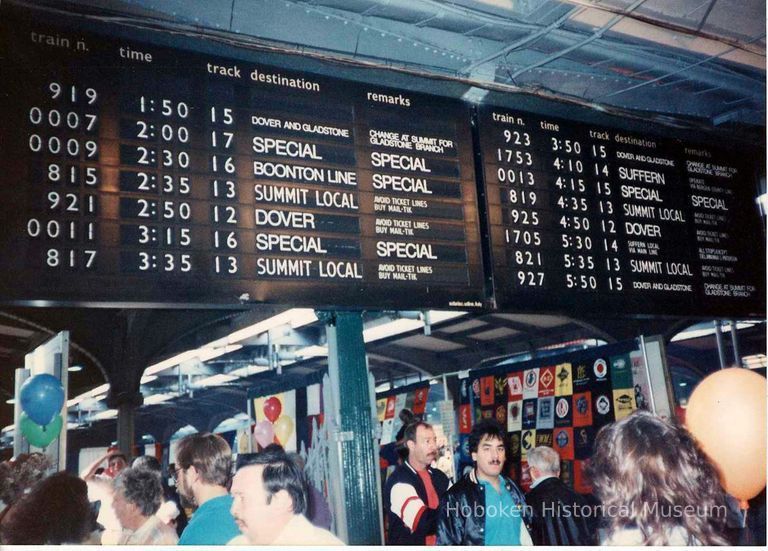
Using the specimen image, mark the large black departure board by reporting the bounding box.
[0,10,485,309]
[478,106,765,317]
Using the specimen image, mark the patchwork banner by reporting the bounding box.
[554,395,573,427]
[553,427,575,460]
[538,366,556,397]
[536,396,555,430]
[554,363,573,396]
[507,400,523,432]
[613,388,637,420]
[572,391,593,427]
[507,372,523,400]
[523,368,540,400]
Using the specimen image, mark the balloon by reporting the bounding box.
[253,420,274,449]
[20,374,65,425]
[263,396,282,423]
[273,415,294,446]
[686,368,767,502]
[20,412,62,448]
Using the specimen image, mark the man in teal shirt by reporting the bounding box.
[173,432,241,545]
[437,420,532,545]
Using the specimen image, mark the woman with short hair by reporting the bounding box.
[113,467,178,545]
[588,410,730,545]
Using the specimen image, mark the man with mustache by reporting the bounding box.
[437,420,532,545]
[384,421,449,545]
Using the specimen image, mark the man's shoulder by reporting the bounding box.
[444,474,474,498]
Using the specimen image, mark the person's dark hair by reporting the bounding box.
[0,472,93,544]
[175,432,232,487]
[587,410,729,545]
[131,455,161,473]
[108,452,128,463]
[114,467,163,517]
[0,453,51,505]
[398,408,416,425]
[236,444,308,515]
[401,421,432,445]
[468,419,507,454]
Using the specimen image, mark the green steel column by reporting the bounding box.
[319,311,382,545]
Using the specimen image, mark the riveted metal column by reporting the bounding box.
[319,311,382,545]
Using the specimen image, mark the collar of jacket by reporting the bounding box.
[468,469,513,492]
[404,460,432,475]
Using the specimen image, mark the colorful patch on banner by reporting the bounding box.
[376,398,388,422]
[613,388,636,420]
[459,404,472,434]
[471,378,481,400]
[494,404,507,426]
[459,434,471,463]
[507,372,523,400]
[572,362,591,391]
[574,426,595,460]
[494,376,507,400]
[560,460,574,487]
[480,376,495,406]
[519,461,533,492]
[394,393,407,420]
[385,396,396,419]
[553,427,575,460]
[535,430,553,448]
[520,430,536,460]
[381,418,395,444]
[592,392,614,427]
[404,391,415,413]
[554,395,573,427]
[610,353,633,389]
[507,400,523,432]
[522,398,538,429]
[460,379,471,403]
[536,396,555,430]
[523,368,540,399]
[630,351,650,410]
[412,387,429,415]
[508,432,521,462]
[519,461,532,492]
[572,391,593,427]
[538,366,556,397]
[481,407,494,420]
[555,363,573,396]
[573,460,592,494]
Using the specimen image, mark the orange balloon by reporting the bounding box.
[686,368,767,501]
[273,415,294,446]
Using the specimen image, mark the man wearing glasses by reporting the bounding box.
[172,432,240,545]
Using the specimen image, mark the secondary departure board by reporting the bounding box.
[479,106,765,317]
[0,11,485,309]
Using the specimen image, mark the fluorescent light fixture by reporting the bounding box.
[363,311,467,343]
[679,382,688,387]
[67,422,81,429]
[195,373,237,387]
[743,354,767,369]
[143,393,175,405]
[68,365,83,372]
[91,409,117,421]
[140,374,158,384]
[5,399,15,404]
[2,425,13,433]
[671,321,758,342]
[89,383,110,397]
[228,364,271,378]
[293,345,328,359]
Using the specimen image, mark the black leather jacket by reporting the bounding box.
[437,469,532,545]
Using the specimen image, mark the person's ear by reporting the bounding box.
[271,489,294,513]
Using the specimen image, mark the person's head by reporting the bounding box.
[403,422,437,470]
[173,432,232,506]
[0,472,93,544]
[112,467,163,531]
[0,453,51,506]
[469,420,506,481]
[286,451,305,471]
[131,455,161,473]
[106,451,128,477]
[398,408,415,425]
[588,410,729,545]
[527,446,561,482]
[230,445,308,544]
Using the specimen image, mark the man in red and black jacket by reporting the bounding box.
[383,422,449,545]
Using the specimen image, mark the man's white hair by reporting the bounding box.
[527,446,561,475]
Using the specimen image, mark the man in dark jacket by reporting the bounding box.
[437,420,532,545]
[383,422,449,545]
[525,445,597,545]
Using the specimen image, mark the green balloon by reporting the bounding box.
[20,412,62,448]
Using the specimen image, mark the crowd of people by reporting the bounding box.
[0,408,763,546]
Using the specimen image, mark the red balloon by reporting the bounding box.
[263,396,282,423]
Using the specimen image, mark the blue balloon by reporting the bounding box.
[19,374,65,426]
